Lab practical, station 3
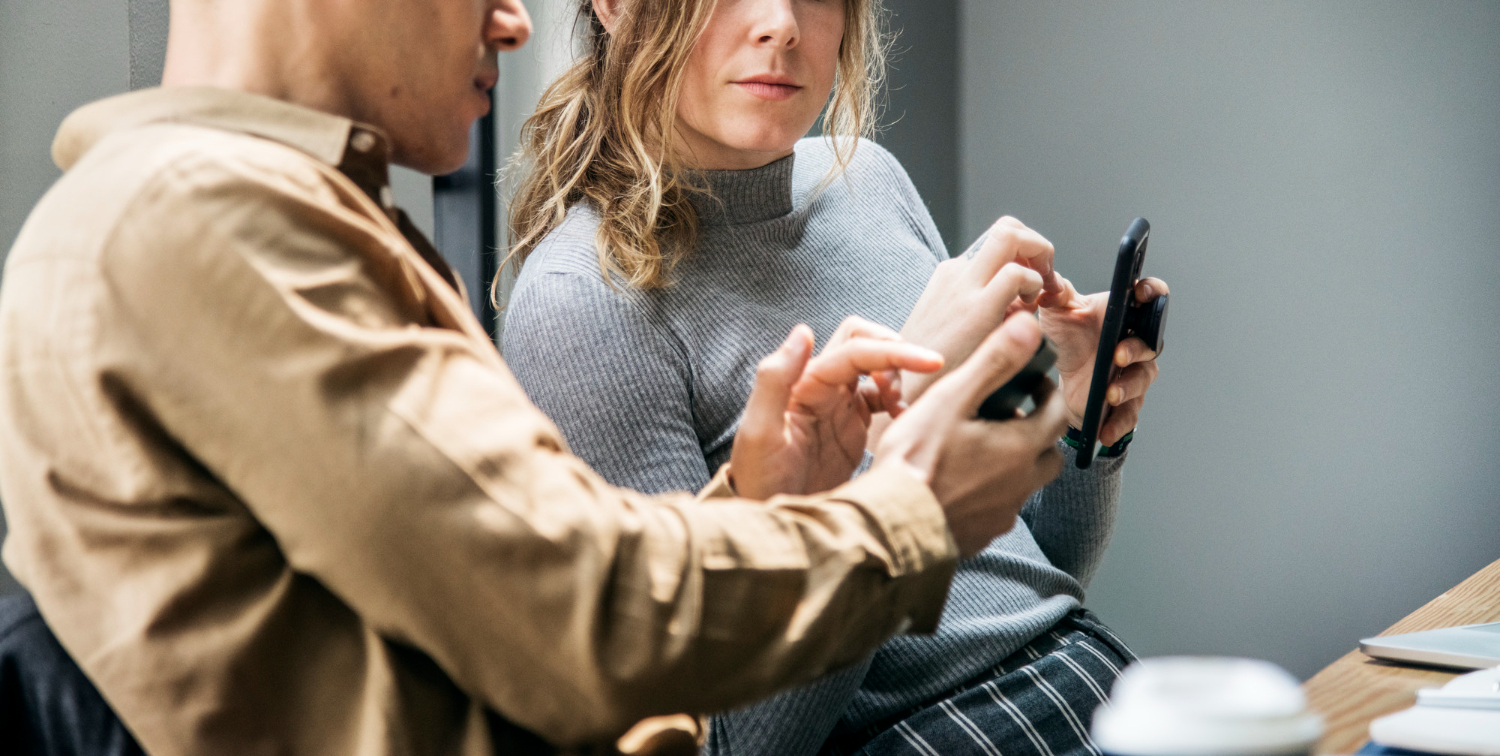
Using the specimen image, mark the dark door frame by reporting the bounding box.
[433,94,500,341]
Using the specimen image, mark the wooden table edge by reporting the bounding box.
[1302,557,1500,754]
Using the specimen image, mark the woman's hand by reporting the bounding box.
[897,216,1063,404]
[1039,276,1168,444]
[729,317,943,500]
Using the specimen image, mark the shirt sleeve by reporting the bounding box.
[104,154,960,747]
[502,265,712,495]
[1020,443,1126,589]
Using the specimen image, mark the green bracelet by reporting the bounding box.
[1064,426,1134,458]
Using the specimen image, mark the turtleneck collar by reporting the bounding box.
[690,151,797,226]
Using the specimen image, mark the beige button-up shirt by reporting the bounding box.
[0,87,959,756]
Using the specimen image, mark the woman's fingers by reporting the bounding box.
[1135,276,1169,302]
[1089,278,1166,443]
[1100,397,1143,446]
[1106,361,1159,406]
[983,262,1045,313]
[1038,273,1085,311]
[1114,336,1160,367]
[971,217,1058,293]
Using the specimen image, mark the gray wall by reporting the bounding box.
[1,1,129,260]
[959,0,1500,679]
[0,0,134,595]
[878,0,960,249]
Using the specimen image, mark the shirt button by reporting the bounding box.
[350,130,377,153]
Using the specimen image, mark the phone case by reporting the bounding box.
[1076,217,1151,468]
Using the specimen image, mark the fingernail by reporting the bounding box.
[1138,282,1153,299]
[786,334,808,358]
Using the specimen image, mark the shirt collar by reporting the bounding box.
[52,86,462,294]
[52,86,373,171]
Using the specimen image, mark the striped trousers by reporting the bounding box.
[823,610,1135,756]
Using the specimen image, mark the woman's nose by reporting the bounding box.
[750,0,800,48]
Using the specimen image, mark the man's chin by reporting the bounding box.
[391,135,472,176]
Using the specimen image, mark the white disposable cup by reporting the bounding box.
[1091,657,1323,756]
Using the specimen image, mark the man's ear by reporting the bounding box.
[592,0,621,34]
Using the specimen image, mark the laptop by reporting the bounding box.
[1361,622,1500,670]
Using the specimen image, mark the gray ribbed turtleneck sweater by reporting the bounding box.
[502,138,1126,756]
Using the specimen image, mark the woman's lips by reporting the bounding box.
[734,80,802,102]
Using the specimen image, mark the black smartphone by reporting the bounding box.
[976,337,1058,421]
[1076,217,1167,468]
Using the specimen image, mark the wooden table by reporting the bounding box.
[1303,558,1500,754]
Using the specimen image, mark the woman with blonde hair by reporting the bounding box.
[502,0,1169,754]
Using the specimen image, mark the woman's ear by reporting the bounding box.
[592,0,621,34]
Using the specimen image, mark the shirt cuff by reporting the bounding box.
[696,464,738,501]
[826,464,959,633]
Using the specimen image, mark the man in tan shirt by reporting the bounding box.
[0,0,1071,754]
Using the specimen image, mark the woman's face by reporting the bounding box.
[675,0,846,170]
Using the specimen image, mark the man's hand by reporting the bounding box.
[874,312,1069,557]
[1039,276,1168,444]
[730,317,943,500]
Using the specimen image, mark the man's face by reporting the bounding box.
[342,0,531,174]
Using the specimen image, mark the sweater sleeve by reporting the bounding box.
[1020,443,1127,589]
[503,267,713,495]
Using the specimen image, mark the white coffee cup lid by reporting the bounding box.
[1092,657,1323,756]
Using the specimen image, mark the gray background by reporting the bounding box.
[0,0,132,595]
[958,0,1500,679]
[880,0,960,249]
[2,0,1498,682]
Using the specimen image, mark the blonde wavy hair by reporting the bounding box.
[499,0,890,296]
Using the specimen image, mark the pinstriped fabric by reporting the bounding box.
[895,722,942,756]
[823,610,1134,756]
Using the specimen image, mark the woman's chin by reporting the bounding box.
[679,123,809,169]
[721,132,806,158]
